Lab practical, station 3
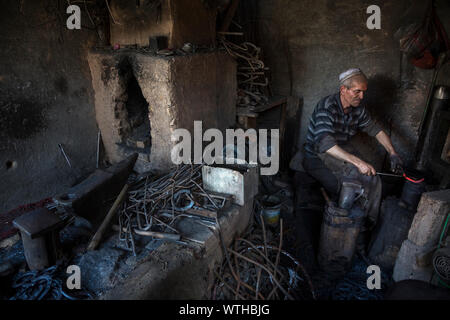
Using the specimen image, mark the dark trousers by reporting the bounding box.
[302,146,382,230]
[302,155,340,199]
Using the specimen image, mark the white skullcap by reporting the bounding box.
[339,68,363,83]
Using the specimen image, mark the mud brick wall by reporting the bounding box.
[87,49,236,173]
[109,0,217,49]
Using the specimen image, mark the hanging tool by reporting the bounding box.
[96,130,101,169]
[58,143,72,168]
[417,52,447,137]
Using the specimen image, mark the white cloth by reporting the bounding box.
[339,68,363,83]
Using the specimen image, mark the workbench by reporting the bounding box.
[237,95,287,130]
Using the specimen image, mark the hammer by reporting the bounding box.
[320,187,332,205]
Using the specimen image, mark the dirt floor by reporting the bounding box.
[0,169,409,301]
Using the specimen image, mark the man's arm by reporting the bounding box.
[375,130,403,173]
[326,145,376,176]
[375,130,397,155]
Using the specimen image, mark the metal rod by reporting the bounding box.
[96,130,101,169]
[376,172,403,178]
[227,248,295,300]
[217,31,244,36]
[58,143,72,168]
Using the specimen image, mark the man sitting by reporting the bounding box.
[302,68,403,250]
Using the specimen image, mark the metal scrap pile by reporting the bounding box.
[219,37,270,109]
[211,218,316,300]
[117,164,225,255]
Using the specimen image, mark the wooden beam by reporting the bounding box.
[219,0,240,32]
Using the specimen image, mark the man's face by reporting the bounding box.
[341,80,368,107]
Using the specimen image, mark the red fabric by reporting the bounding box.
[400,1,450,69]
[411,50,438,69]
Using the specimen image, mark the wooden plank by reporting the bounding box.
[236,107,258,118]
[237,96,287,117]
[253,95,288,113]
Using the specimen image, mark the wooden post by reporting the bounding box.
[219,0,240,32]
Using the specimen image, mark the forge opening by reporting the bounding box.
[125,71,149,131]
[118,57,151,153]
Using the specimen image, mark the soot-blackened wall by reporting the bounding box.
[0,1,104,214]
[256,0,450,171]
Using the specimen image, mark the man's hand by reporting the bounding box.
[389,153,403,174]
[376,131,403,174]
[355,159,376,176]
[326,145,376,176]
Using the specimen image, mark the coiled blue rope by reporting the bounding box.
[9,265,92,300]
[331,258,386,300]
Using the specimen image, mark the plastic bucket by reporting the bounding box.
[257,195,282,226]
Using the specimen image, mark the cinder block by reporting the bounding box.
[393,239,433,282]
[407,190,450,247]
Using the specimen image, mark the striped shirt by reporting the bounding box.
[304,92,382,157]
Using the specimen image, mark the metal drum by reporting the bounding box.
[318,204,365,272]
[400,168,426,212]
